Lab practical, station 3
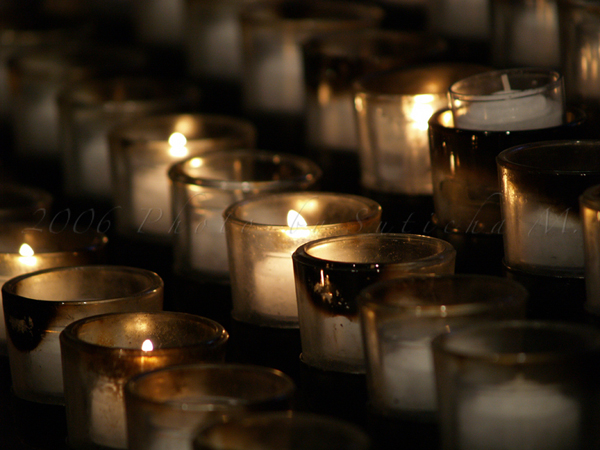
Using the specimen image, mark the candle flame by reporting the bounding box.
[409,94,436,131]
[141,339,154,351]
[18,243,37,267]
[286,210,310,238]
[168,132,188,158]
[19,243,34,257]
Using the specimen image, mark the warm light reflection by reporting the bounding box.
[18,243,37,267]
[168,132,189,158]
[141,339,154,351]
[286,209,310,238]
[410,94,436,131]
[189,157,202,168]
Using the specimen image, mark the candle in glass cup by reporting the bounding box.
[2,265,164,405]
[0,225,108,354]
[109,113,256,241]
[292,233,456,373]
[60,311,229,450]
[169,149,322,283]
[449,68,565,131]
[224,192,381,328]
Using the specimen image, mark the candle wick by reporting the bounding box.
[501,74,511,92]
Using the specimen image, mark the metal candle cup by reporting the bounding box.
[60,311,229,450]
[2,265,164,405]
[224,192,382,328]
[292,233,456,374]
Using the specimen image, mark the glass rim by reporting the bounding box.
[428,107,586,132]
[125,363,296,409]
[1,265,163,304]
[222,191,381,229]
[431,320,600,364]
[358,274,528,316]
[193,411,371,448]
[168,149,322,190]
[448,67,563,102]
[109,113,257,145]
[292,233,456,270]
[60,311,228,353]
[354,63,490,98]
[496,139,600,174]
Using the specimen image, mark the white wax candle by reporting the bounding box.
[250,49,304,114]
[314,315,363,366]
[518,208,584,270]
[190,209,229,277]
[454,87,563,131]
[133,165,172,236]
[457,375,581,450]
[307,93,358,151]
[253,252,300,321]
[90,375,128,449]
[381,336,436,413]
[80,132,112,198]
[510,4,559,68]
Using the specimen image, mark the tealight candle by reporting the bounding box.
[109,113,256,241]
[224,192,382,328]
[125,364,296,450]
[358,275,527,420]
[432,321,600,450]
[449,68,565,131]
[59,77,201,200]
[292,233,456,373]
[169,149,322,283]
[2,265,164,405]
[60,311,229,450]
[0,225,108,354]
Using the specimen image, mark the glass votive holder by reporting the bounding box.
[0,224,108,353]
[2,265,164,405]
[354,63,488,198]
[490,0,560,68]
[60,311,229,450]
[59,76,201,201]
[358,275,527,421]
[224,191,382,328]
[448,68,565,132]
[169,149,322,283]
[581,184,600,316]
[193,412,371,450]
[0,182,52,223]
[240,0,383,153]
[240,0,384,118]
[432,320,600,450]
[9,44,150,161]
[109,113,256,242]
[303,28,448,193]
[292,233,456,374]
[125,363,296,450]
[429,107,586,236]
[497,140,600,276]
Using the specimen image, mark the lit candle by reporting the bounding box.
[60,312,229,450]
[225,192,382,327]
[457,374,581,450]
[449,69,565,131]
[0,225,108,355]
[3,265,163,405]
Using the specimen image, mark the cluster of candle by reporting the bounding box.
[5,1,600,449]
